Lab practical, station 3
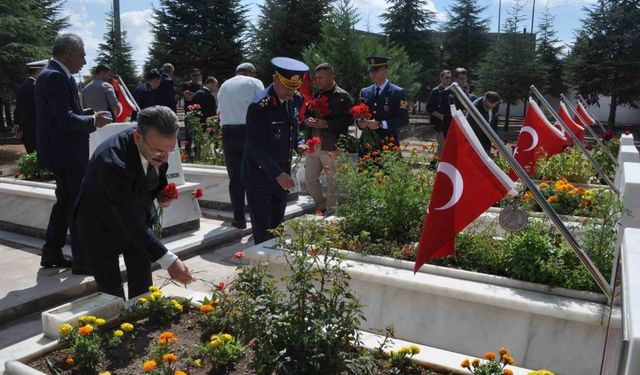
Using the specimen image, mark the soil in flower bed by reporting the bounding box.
[30,309,444,375]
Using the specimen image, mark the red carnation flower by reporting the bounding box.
[305,136,321,154]
[216,282,225,291]
[180,151,187,162]
[160,183,179,201]
[233,251,245,259]
[308,96,331,116]
[349,103,372,120]
[193,187,204,199]
[187,104,201,111]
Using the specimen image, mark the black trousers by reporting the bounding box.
[222,126,247,222]
[42,168,87,264]
[89,245,152,299]
[246,186,287,244]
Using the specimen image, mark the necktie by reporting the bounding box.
[375,87,381,99]
[146,164,159,191]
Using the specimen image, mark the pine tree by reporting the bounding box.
[381,0,437,100]
[302,0,421,99]
[565,0,640,127]
[146,0,247,82]
[477,0,539,128]
[249,0,332,83]
[0,0,67,100]
[535,7,565,98]
[442,0,490,78]
[96,10,138,88]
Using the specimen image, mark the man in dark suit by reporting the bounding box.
[192,76,218,122]
[156,63,177,113]
[132,70,161,121]
[438,67,474,137]
[426,70,452,157]
[241,57,309,244]
[467,91,501,154]
[75,106,194,299]
[358,56,409,148]
[13,60,47,154]
[35,33,112,273]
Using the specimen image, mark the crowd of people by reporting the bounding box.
[11,31,502,300]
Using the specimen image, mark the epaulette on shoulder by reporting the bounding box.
[258,95,272,108]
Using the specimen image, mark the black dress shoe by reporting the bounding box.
[231,220,247,229]
[40,256,73,268]
[71,264,93,276]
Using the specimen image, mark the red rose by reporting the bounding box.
[193,187,204,199]
[160,183,179,201]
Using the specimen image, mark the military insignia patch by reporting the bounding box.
[259,97,271,108]
[399,100,408,109]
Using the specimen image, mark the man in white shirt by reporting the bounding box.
[217,62,264,228]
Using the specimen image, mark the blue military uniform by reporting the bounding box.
[360,56,409,146]
[241,57,308,244]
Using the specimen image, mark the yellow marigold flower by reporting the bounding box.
[114,330,124,337]
[460,359,470,368]
[173,303,183,313]
[399,347,411,355]
[163,353,178,363]
[59,323,73,337]
[120,323,134,332]
[143,360,157,372]
[138,298,148,304]
[149,285,159,292]
[374,172,383,178]
[210,338,222,348]
[503,370,514,375]
[175,371,187,375]
[95,318,106,326]
[502,354,515,365]
[194,359,203,367]
[99,372,112,375]
[499,347,509,356]
[484,352,496,361]
[148,294,157,302]
[66,356,74,365]
[472,359,480,367]
[409,345,420,355]
[152,291,163,299]
[78,324,93,336]
[528,370,555,375]
[221,333,233,343]
[567,190,576,198]
[547,195,560,203]
[200,304,214,313]
[539,182,549,189]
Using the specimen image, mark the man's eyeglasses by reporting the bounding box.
[443,76,452,80]
[141,135,169,158]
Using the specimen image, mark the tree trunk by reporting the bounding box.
[504,102,511,131]
[607,93,617,129]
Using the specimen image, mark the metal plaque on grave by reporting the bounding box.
[499,206,528,232]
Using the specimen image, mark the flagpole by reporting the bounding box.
[578,94,609,133]
[447,82,613,301]
[117,76,141,113]
[560,93,618,167]
[531,85,618,193]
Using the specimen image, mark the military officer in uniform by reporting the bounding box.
[13,60,47,154]
[241,57,309,244]
[358,56,409,148]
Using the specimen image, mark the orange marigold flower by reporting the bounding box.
[163,353,178,363]
[522,191,534,201]
[200,304,214,313]
[576,187,586,195]
[393,146,401,152]
[66,356,74,365]
[460,359,470,368]
[539,182,549,189]
[411,147,418,154]
[484,352,496,361]
[502,354,515,365]
[78,324,93,336]
[175,371,188,375]
[472,359,480,367]
[547,195,560,203]
[159,331,176,345]
[503,370,514,375]
[143,360,157,372]
[499,347,509,356]
[382,145,389,151]
[210,298,220,307]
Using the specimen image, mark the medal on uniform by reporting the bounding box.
[384,97,389,112]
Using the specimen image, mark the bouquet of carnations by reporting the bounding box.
[153,183,180,237]
[350,103,381,155]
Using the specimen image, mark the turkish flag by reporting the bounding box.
[298,72,312,123]
[111,78,135,123]
[558,102,585,144]
[574,101,596,127]
[508,98,567,180]
[414,107,517,271]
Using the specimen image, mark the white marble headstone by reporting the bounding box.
[88,122,185,185]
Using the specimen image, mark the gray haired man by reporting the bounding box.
[75,106,194,299]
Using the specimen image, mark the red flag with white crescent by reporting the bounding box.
[414,107,517,271]
[558,102,585,144]
[508,98,567,180]
[111,78,135,123]
[574,102,596,127]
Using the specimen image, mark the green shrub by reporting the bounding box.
[17,152,51,180]
[534,147,595,183]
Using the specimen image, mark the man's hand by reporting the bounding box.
[363,120,380,129]
[167,259,195,285]
[297,144,309,155]
[158,194,176,208]
[306,118,328,128]
[357,119,368,130]
[276,172,296,191]
[95,111,112,128]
